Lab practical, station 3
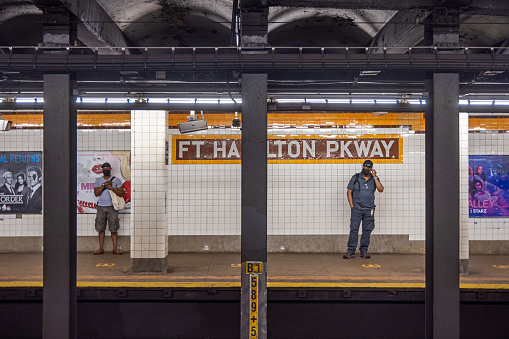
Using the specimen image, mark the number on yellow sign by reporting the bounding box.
[250,274,258,339]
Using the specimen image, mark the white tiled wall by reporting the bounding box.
[168,128,242,235]
[1,113,508,246]
[460,114,470,259]
[168,127,427,240]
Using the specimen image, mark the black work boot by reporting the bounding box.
[360,251,371,259]
[343,251,355,259]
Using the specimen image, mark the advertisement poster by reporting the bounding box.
[469,155,509,218]
[0,152,43,214]
[77,151,131,214]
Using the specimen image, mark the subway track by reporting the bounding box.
[1,253,509,338]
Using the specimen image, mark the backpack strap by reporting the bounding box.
[352,173,360,198]
[110,176,119,187]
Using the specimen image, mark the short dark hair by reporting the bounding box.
[27,167,42,178]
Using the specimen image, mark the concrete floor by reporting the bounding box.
[0,252,508,288]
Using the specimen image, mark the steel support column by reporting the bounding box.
[241,73,268,339]
[41,8,78,338]
[42,73,77,339]
[425,72,460,339]
[425,9,461,338]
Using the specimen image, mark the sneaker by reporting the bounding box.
[360,251,371,259]
[343,251,355,259]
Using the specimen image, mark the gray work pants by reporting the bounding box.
[347,207,375,253]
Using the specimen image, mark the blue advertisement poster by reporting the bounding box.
[0,152,43,214]
[469,155,509,217]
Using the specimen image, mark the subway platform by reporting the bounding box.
[0,252,508,288]
[1,252,509,338]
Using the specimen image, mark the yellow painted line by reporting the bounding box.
[268,282,426,288]
[460,284,509,290]
[362,264,381,268]
[77,281,241,288]
[0,281,43,287]
[2,281,509,289]
[96,263,116,267]
[270,276,423,281]
[78,275,241,281]
[493,265,509,269]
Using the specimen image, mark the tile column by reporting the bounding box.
[459,113,469,273]
[130,110,169,272]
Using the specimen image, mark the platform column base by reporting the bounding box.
[130,256,173,273]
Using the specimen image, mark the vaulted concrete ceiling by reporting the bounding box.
[2,0,509,93]
[0,0,508,50]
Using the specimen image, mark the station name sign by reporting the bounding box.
[173,135,402,164]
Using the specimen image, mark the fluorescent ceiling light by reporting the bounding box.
[375,99,397,104]
[80,97,106,103]
[14,98,36,103]
[469,100,493,105]
[276,99,305,103]
[195,99,220,104]
[169,98,195,104]
[106,98,129,103]
[351,99,375,104]
[327,99,350,104]
[147,98,168,103]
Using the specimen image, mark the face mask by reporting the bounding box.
[362,168,370,175]
[102,170,111,176]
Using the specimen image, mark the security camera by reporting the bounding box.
[231,111,241,128]
[177,111,208,134]
[0,120,12,131]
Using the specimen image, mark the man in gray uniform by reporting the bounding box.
[343,160,384,259]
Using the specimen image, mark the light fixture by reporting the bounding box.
[177,110,208,134]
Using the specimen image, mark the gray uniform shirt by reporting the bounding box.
[347,173,379,210]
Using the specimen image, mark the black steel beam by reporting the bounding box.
[2,47,509,72]
[425,73,460,339]
[33,0,135,53]
[4,286,509,302]
[266,0,509,15]
[241,73,268,262]
[241,73,268,339]
[3,102,509,114]
[42,73,77,339]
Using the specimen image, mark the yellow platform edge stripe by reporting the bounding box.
[1,281,509,289]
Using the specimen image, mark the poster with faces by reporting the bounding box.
[77,151,131,214]
[469,155,509,218]
[0,152,42,214]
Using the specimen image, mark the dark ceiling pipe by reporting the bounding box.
[1,102,509,113]
[2,47,509,72]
